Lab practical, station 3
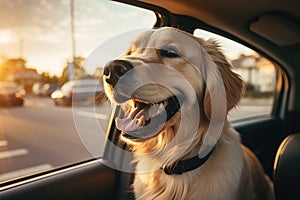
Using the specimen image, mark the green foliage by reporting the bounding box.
[0,58,27,70]
[59,56,90,85]
[40,72,59,84]
[245,82,255,91]
[0,58,27,81]
[0,56,93,85]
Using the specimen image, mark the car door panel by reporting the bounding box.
[0,160,117,200]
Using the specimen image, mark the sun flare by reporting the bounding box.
[0,30,14,44]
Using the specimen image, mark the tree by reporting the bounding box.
[0,58,26,70]
[40,72,59,84]
[0,58,27,81]
[59,56,91,84]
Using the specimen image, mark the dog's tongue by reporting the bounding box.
[116,103,164,132]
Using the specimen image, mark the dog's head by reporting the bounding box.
[102,27,243,164]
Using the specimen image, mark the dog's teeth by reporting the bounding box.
[148,102,165,118]
[159,102,164,112]
[149,104,159,118]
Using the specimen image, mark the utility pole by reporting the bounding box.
[70,0,76,61]
[19,39,23,58]
[68,0,76,80]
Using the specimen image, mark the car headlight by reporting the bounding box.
[51,90,64,99]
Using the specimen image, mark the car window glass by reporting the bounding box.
[193,29,276,121]
[0,0,155,183]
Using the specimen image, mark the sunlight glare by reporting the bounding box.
[0,30,14,44]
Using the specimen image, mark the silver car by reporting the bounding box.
[51,79,102,106]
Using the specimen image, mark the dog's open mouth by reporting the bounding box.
[116,95,182,140]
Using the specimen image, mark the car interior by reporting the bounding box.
[0,0,299,199]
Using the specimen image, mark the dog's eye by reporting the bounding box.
[159,47,180,58]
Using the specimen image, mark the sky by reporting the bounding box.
[0,0,253,76]
[0,0,156,75]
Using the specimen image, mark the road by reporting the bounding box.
[229,97,273,121]
[0,96,271,182]
[0,96,112,182]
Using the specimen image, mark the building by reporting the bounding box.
[0,58,40,93]
[231,54,276,96]
[5,68,40,93]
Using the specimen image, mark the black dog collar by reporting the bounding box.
[162,147,215,175]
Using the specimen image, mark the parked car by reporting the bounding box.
[40,83,60,97]
[31,82,44,96]
[51,79,102,106]
[0,0,299,200]
[0,82,25,107]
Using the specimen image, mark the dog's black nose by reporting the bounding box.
[103,60,134,87]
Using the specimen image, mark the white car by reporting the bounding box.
[51,79,102,106]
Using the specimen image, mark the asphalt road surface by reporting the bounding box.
[0,95,271,182]
[0,96,112,182]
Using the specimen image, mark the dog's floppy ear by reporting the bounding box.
[201,39,244,119]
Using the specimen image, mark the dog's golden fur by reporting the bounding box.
[103,27,274,200]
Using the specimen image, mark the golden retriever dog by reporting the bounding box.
[102,27,274,200]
